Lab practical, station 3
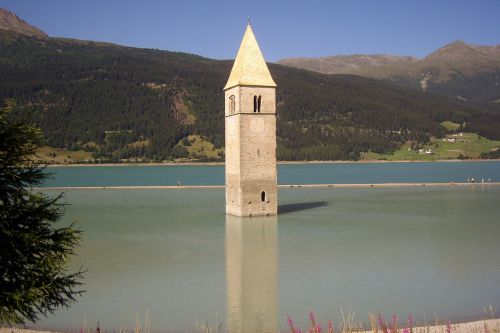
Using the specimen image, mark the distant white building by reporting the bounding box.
[418,148,434,154]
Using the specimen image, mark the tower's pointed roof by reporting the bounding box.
[224,23,277,90]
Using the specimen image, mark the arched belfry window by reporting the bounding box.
[229,95,235,114]
[261,191,266,202]
[253,95,263,113]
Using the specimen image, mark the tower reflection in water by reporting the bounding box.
[226,215,278,333]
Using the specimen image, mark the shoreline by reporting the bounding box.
[34,182,500,190]
[2,318,499,333]
[43,158,500,167]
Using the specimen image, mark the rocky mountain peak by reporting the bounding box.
[427,40,469,55]
[0,7,48,38]
[425,40,499,61]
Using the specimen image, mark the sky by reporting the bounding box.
[1,0,500,62]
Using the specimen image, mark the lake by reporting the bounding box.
[42,161,500,187]
[33,162,500,333]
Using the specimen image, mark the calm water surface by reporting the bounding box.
[34,185,500,333]
[42,161,500,187]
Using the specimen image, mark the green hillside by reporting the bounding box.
[1,31,499,162]
[362,132,500,161]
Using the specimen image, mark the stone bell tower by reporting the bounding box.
[224,22,277,217]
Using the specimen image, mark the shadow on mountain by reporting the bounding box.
[278,201,329,215]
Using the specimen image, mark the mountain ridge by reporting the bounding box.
[278,40,500,103]
[0,7,47,38]
[278,40,500,73]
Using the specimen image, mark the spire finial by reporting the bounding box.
[247,13,251,26]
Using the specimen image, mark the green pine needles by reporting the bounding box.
[0,100,85,324]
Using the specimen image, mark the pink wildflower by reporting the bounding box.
[378,315,385,327]
[309,311,318,332]
[390,314,398,333]
[327,320,334,333]
[378,314,389,333]
[287,315,296,333]
[408,314,414,333]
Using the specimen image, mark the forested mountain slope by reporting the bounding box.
[1,30,499,161]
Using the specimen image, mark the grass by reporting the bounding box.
[194,307,500,333]
[30,129,500,164]
[2,308,497,333]
[126,139,150,148]
[34,133,224,164]
[361,133,500,161]
[440,121,461,131]
[178,134,224,160]
[33,146,93,164]
[77,311,151,333]
[286,307,500,333]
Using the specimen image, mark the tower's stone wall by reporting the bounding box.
[224,24,277,217]
[225,86,277,216]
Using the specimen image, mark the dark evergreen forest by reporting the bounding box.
[1,31,499,161]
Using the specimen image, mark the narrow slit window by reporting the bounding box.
[261,191,266,202]
[229,95,235,114]
[253,95,257,112]
[258,95,262,112]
